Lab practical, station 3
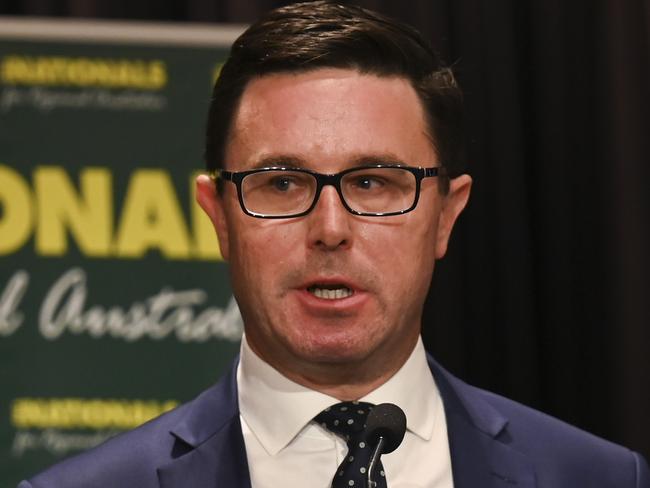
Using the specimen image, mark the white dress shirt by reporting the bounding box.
[237,335,454,488]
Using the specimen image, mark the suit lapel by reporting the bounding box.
[157,418,250,488]
[428,356,537,488]
[157,359,252,488]
[445,409,536,488]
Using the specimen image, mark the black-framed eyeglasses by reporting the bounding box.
[213,164,444,219]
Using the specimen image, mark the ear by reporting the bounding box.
[195,174,230,260]
[435,174,472,259]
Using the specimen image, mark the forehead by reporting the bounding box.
[225,68,437,170]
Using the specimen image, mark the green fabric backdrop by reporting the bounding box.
[0,19,243,486]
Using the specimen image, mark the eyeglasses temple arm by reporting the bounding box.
[209,170,234,181]
[423,167,441,177]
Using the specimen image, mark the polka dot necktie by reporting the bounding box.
[315,401,387,488]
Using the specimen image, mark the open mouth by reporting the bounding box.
[307,284,354,300]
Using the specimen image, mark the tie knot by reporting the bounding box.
[315,401,375,440]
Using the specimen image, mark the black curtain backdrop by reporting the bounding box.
[2,0,648,459]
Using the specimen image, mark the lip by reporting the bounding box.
[300,276,362,292]
[292,276,369,312]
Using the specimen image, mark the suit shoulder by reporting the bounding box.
[475,386,624,452]
[23,360,240,487]
[471,385,649,486]
[25,402,192,488]
[428,354,649,486]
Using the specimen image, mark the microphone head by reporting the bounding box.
[365,403,407,454]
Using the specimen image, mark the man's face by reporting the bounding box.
[198,68,470,387]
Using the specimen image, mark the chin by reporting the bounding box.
[290,332,372,365]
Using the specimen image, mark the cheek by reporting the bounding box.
[229,220,302,284]
[367,217,437,291]
[232,228,268,280]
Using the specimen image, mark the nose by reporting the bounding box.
[307,185,353,251]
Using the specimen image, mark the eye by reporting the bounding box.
[270,176,294,192]
[351,175,384,190]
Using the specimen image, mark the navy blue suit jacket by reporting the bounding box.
[20,355,650,487]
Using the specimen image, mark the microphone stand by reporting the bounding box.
[367,436,386,488]
[363,403,406,487]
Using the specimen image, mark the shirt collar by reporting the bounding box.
[237,335,438,455]
[360,337,438,441]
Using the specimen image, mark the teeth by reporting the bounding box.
[309,287,353,300]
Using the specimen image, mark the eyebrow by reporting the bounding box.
[350,154,408,166]
[250,155,305,169]
[247,153,410,170]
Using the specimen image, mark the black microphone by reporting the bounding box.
[365,403,407,488]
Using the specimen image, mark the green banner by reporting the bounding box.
[0,18,244,486]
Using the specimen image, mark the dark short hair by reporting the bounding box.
[205,1,464,188]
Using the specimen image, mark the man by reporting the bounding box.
[20,2,649,487]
